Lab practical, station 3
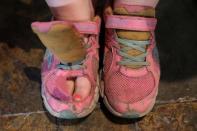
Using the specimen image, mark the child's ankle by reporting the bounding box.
[46,0,94,21]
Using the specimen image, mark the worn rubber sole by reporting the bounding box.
[100,71,158,118]
[103,90,157,118]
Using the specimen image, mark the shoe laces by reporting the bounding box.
[117,37,150,66]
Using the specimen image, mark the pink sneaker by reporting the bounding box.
[102,4,160,118]
[31,17,101,119]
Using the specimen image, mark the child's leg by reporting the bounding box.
[46,0,94,21]
[114,0,159,8]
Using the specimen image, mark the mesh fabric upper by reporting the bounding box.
[105,70,155,104]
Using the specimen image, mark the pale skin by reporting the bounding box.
[48,0,94,21]
[42,0,159,102]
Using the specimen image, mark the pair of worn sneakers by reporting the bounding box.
[31,1,160,119]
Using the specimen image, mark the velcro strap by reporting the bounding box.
[105,15,157,31]
[73,21,100,35]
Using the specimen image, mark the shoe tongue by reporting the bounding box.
[32,22,86,64]
[114,6,155,17]
[114,6,154,69]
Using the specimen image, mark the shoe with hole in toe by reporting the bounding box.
[31,17,101,119]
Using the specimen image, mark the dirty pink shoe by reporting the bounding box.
[31,18,100,119]
[102,3,160,118]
